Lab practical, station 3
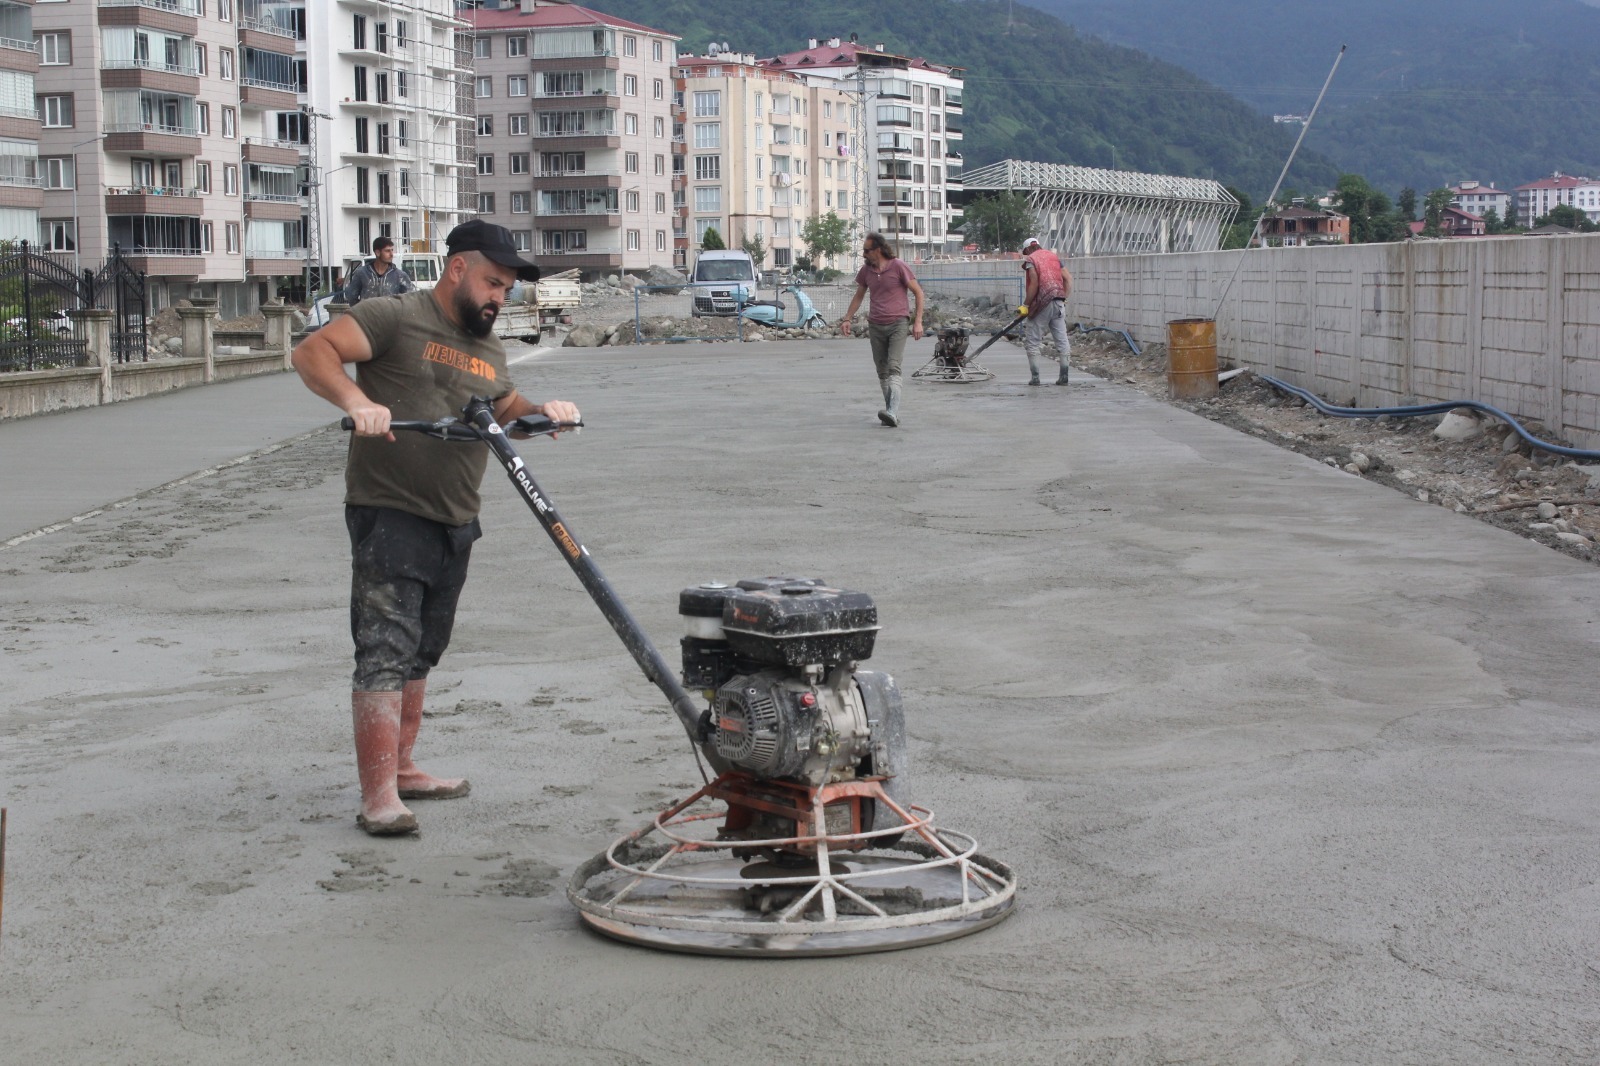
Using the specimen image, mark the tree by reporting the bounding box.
[1421,187,1454,237]
[960,191,1036,253]
[800,211,851,268]
[1333,173,1407,244]
[740,232,766,268]
[1534,203,1598,232]
[1481,208,1506,234]
[1397,187,1418,222]
[701,226,725,250]
[1222,186,1260,249]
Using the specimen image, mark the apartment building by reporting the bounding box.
[29,0,308,314]
[0,0,42,246]
[1514,172,1600,226]
[306,0,474,280]
[464,0,676,274]
[1449,180,1509,222]
[765,37,964,260]
[673,49,852,271]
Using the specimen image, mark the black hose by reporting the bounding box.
[1258,374,1600,462]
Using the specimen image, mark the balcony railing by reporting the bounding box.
[531,49,614,60]
[244,136,307,152]
[244,191,301,202]
[107,122,201,137]
[0,105,39,119]
[121,246,203,255]
[105,60,202,77]
[0,36,38,53]
[533,128,616,139]
[241,76,300,94]
[240,15,297,39]
[538,206,619,216]
[536,169,619,178]
[107,184,198,196]
[99,0,202,15]
[246,248,309,258]
[0,172,42,187]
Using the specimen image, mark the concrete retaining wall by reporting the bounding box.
[1062,234,1600,449]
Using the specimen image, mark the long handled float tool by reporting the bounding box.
[344,400,1016,956]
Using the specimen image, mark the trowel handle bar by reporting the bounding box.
[338,415,582,440]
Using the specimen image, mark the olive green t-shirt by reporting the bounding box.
[344,290,513,527]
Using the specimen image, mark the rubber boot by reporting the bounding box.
[397,678,470,800]
[1027,353,1042,386]
[877,377,897,427]
[352,690,418,835]
[1056,358,1070,386]
[882,377,902,427]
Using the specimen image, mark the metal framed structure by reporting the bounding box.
[962,159,1239,256]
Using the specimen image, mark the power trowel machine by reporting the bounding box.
[351,398,1016,956]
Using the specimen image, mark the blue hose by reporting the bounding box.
[1258,374,1600,462]
[1069,324,1142,356]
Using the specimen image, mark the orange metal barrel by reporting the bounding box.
[1167,318,1219,400]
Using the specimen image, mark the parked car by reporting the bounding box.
[688,250,757,316]
[3,309,73,335]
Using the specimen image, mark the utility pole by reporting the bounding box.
[302,105,330,296]
[850,62,872,271]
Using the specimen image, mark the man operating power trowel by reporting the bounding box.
[292,220,580,836]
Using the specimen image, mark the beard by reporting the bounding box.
[454,289,499,338]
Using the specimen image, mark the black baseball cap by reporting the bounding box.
[445,219,541,282]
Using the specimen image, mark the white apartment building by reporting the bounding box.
[1448,180,1509,222]
[674,49,852,271]
[464,0,676,275]
[1514,172,1600,226]
[305,0,474,281]
[765,37,964,260]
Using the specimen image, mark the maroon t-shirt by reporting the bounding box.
[854,259,918,323]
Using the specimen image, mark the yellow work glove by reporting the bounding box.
[1017,305,1030,318]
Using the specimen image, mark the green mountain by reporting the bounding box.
[1033,0,1600,192]
[579,0,1342,200]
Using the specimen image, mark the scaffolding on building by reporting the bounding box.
[961,159,1239,256]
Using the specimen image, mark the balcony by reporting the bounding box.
[532,93,620,112]
[105,124,201,155]
[242,139,302,165]
[99,0,202,15]
[532,170,621,191]
[240,77,300,109]
[246,250,309,275]
[532,132,620,150]
[243,195,303,221]
[118,248,204,275]
[240,15,297,40]
[101,65,201,95]
[106,184,201,214]
[537,208,621,226]
[0,34,38,76]
[533,249,623,270]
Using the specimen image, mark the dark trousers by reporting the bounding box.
[346,505,481,691]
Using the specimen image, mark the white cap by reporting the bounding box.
[1021,236,1041,252]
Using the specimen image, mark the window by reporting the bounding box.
[510,153,529,175]
[196,162,210,193]
[652,40,662,61]
[478,155,494,175]
[478,114,493,137]
[693,91,720,117]
[655,229,666,251]
[41,220,74,252]
[508,36,526,57]
[354,117,369,153]
[353,66,367,100]
[626,229,640,251]
[377,171,391,204]
[376,122,390,154]
[394,20,407,47]
[625,190,639,212]
[693,123,720,149]
[475,76,491,98]
[397,71,408,98]
[352,14,366,49]
[510,191,529,213]
[508,75,528,97]
[653,116,664,138]
[754,94,763,118]
[162,160,181,188]
[623,74,637,96]
[375,22,388,53]
[375,72,389,103]
[513,230,532,252]
[653,78,664,100]
[473,37,490,59]
[226,222,240,253]
[509,114,528,136]
[42,157,73,189]
[354,166,369,203]
[478,192,495,213]
[401,218,411,243]
[623,35,636,57]
[654,192,665,213]
[399,169,409,196]
[694,155,719,180]
[653,154,664,175]
[198,103,210,135]
[625,151,638,173]
[222,107,236,138]
[195,44,206,75]
[624,113,637,136]
[694,187,720,212]
[220,48,234,80]
[396,120,408,147]
[37,32,70,65]
[201,222,212,253]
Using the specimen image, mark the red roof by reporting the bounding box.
[1516,174,1592,192]
[765,40,961,76]
[465,4,675,37]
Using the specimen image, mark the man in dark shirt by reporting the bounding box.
[292,220,579,836]
[343,237,416,305]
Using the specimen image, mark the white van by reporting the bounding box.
[689,250,757,316]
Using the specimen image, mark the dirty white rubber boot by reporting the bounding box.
[397,679,470,800]
[1027,353,1042,386]
[352,690,418,835]
[879,377,901,427]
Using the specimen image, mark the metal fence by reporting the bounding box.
[0,242,149,372]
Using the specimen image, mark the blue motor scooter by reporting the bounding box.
[740,281,828,331]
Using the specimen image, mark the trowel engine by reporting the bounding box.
[680,577,907,848]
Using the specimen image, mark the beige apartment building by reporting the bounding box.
[673,49,853,272]
[0,0,43,248]
[29,0,311,315]
[465,0,676,275]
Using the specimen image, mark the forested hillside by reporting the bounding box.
[1036,0,1600,191]
[582,0,1341,200]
